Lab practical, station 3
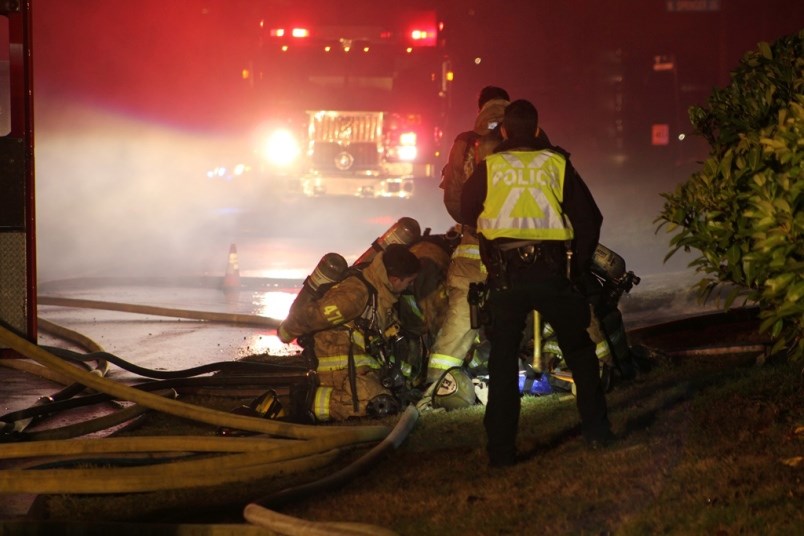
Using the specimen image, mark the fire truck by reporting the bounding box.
[213,2,451,199]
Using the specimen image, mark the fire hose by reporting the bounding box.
[0,323,391,479]
[0,325,386,431]
[252,404,419,508]
[1,319,309,438]
[153,405,419,534]
[0,306,416,534]
[37,295,283,327]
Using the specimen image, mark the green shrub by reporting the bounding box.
[656,30,804,360]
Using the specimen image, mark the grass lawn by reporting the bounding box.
[10,309,804,535]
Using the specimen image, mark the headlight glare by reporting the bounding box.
[262,129,301,167]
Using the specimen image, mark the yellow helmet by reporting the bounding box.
[432,367,476,410]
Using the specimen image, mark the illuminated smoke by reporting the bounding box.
[31,0,801,294]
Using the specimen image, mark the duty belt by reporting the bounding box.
[498,240,565,266]
[497,239,543,252]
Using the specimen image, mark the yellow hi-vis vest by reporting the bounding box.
[477,150,574,242]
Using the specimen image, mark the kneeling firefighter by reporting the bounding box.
[394,232,456,389]
[278,237,421,422]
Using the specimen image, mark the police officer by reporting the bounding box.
[460,99,614,466]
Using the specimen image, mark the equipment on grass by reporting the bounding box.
[432,367,476,410]
[590,243,641,308]
[217,389,285,436]
[520,243,640,395]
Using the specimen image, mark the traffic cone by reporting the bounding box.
[222,243,240,290]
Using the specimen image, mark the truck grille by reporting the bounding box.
[308,112,382,172]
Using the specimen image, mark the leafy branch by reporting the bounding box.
[656,30,804,360]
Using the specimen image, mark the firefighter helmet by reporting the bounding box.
[432,367,476,410]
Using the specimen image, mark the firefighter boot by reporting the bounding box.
[286,375,318,425]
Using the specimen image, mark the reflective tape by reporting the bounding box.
[313,386,333,421]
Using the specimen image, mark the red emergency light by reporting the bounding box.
[270,27,310,38]
[404,12,438,47]
[410,29,433,42]
[264,10,439,47]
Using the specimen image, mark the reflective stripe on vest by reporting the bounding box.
[452,244,480,260]
[477,150,573,242]
[427,352,464,373]
[313,386,333,421]
[595,339,612,361]
[314,330,381,371]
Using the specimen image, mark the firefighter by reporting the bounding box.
[278,244,420,422]
[427,86,511,384]
[395,237,453,387]
[460,99,615,466]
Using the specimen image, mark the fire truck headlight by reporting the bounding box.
[262,129,301,167]
[397,146,418,161]
[399,132,417,146]
[397,131,418,161]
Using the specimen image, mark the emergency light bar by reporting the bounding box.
[404,11,439,47]
[410,29,432,42]
[265,12,439,48]
[270,28,310,38]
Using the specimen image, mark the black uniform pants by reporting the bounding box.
[483,269,610,462]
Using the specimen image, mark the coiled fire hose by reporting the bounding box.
[1,319,308,439]
[107,406,420,534]
[253,404,419,508]
[0,301,417,534]
[2,297,349,439]
[243,506,399,536]
[0,320,111,435]
[242,405,418,536]
[0,323,390,488]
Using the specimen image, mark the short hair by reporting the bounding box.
[382,244,421,279]
[503,99,539,139]
[477,86,510,110]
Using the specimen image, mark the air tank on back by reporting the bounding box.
[278,252,349,344]
[353,217,421,266]
[303,252,349,298]
[288,252,348,315]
